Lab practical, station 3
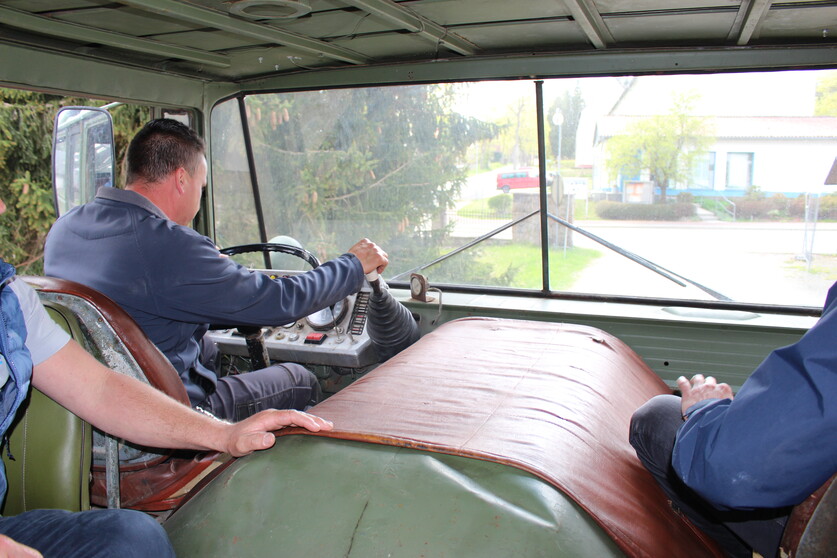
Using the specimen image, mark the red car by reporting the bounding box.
[496,168,539,193]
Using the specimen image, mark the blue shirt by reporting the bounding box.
[44,187,364,405]
[673,281,837,510]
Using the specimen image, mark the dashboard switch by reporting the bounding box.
[304,332,327,345]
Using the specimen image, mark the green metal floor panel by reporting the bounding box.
[165,436,623,557]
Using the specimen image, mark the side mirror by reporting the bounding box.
[52,107,115,217]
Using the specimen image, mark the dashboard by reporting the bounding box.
[205,273,378,369]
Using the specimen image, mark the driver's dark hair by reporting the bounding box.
[126,118,205,185]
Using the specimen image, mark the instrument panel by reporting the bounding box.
[204,274,377,369]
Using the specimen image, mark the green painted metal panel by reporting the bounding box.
[165,436,622,557]
[0,43,206,109]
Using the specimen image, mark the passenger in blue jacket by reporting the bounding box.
[0,256,332,554]
[45,118,389,422]
[630,281,837,558]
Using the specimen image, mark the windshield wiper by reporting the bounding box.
[546,211,732,302]
[392,209,731,302]
[390,210,539,281]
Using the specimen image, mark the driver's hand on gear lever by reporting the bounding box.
[348,238,388,275]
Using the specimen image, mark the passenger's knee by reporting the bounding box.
[629,396,665,446]
[96,510,174,558]
[629,394,683,462]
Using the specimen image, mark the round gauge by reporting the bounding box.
[305,299,348,331]
[410,273,428,301]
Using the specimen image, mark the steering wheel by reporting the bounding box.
[215,242,323,370]
[219,242,321,269]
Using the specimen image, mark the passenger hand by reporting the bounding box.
[222,409,333,457]
[348,238,388,275]
[0,534,43,557]
[677,374,734,416]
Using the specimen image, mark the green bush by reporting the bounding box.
[737,193,791,220]
[789,193,837,220]
[676,192,695,204]
[595,201,696,221]
[487,194,512,215]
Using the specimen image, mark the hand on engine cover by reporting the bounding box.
[348,238,389,275]
[222,409,333,457]
[677,374,734,416]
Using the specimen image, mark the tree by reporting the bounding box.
[605,93,713,202]
[548,83,585,161]
[0,89,148,273]
[815,70,837,116]
[216,84,498,275]
[1,89,65,272]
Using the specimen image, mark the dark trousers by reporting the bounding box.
[629,394,788,558]
[198,363,322,423]
[0,508,174,558]
[196,338,321,422]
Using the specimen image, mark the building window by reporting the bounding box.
[693,151,716,190]
[726,152,753,189]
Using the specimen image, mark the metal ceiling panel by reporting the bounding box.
[758,7,837,40]
[48,5,197,37]
[3,0,103,11]
[593,0,742,13]
[456,20,591,51]
[607,12,739,44]
[272,10,396,38]
[331,30,450,60]
[147,29,264,52]
[405,0,573,25]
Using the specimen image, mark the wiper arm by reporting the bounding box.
[390,207,730,302]
[390,209,539,281]
[546,211,732,302]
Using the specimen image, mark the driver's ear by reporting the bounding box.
[173,168,187,194]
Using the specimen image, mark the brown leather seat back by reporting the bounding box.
[780,473,837,557]
[27,276,188,403]
[26,276,219,511]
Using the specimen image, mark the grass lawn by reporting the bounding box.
[476,243,601,290]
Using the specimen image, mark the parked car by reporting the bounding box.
[496,168,539,192]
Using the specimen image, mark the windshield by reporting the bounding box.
[210,69,837,308]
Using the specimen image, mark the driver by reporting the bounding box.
[44,118,388,422]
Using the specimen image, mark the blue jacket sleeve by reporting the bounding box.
[149,229,365,326]
[672,282,837,510]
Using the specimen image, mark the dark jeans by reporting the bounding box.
[629,394,788,558]
[196,337,321,422]
[198,363,321,422]
[0,508,174,558]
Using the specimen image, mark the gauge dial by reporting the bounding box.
[410,273,428,302]
[305,299,348,331]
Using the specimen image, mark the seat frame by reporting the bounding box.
[25,276,218,511]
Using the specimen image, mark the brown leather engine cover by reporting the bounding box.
[285,317,724,558]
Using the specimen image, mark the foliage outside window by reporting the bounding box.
[0,89,148,273]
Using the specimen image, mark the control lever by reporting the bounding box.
[364,270,420,362]
[366,270,383,295]
[238,326,270,370]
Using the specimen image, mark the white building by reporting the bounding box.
[588,72,837,198]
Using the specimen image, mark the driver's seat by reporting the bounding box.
[24,276,227,511]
